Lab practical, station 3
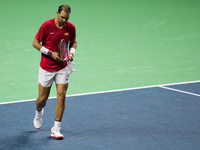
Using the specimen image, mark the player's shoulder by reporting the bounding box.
[42,19,55,27]
[66,21,76,29]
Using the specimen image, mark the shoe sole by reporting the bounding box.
[50,132,64,139]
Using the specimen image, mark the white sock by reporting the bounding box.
[54,121,61,128]
[36,109,42,115]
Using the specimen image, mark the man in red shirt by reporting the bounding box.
[32,5,77,139]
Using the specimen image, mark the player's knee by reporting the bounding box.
[57,91,66,100]
[57,87,67,98]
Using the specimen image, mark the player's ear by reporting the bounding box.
[56,11,59,15]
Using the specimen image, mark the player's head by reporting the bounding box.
[58,5,71,14]
[57,5,71,26]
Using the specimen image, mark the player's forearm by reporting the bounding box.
[32,38,43,51]
[69,40,77,49]
[32,38,53,56]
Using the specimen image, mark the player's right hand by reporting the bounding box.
[51,52,61,61]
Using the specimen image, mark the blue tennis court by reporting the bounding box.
[0,81,200,150]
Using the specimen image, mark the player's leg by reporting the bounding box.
[36,66,54,110]
[36,83,51,111]
[34,84,51,129]
[33,67,54,129]
[55,83,68,121]
[50,66,69,139]
[50,83,68,139]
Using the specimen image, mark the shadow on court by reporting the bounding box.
[0,82,200,150]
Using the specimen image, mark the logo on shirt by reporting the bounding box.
[64,32,69,36]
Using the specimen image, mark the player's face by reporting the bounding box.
[57,10,70,26]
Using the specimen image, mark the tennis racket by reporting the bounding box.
[58,39,68,61]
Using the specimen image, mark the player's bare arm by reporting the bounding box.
[32,38,61,61]
[32,38,42,50]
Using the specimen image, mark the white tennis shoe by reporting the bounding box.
[33,108,44,129]
[50,127,64,139]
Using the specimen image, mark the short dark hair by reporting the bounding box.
[58,5,71,14]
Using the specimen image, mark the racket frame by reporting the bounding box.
[58,39,68,61]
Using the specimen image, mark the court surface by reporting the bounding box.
[0,0,200,149]
[0,81,200,150]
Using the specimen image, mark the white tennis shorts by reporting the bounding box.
[38,66,69,87]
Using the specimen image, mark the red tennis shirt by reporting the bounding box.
[35,18,76,72]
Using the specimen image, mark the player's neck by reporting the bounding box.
[55,18,64,29]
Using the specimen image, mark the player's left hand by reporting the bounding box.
[68,53,74,61]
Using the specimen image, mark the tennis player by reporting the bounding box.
[32,5,77,139]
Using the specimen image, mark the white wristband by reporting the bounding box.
[69,47,76,56]
[40,46,49,55]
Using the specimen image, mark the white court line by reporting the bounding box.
[1,80,200,105]
[158,86,200,97]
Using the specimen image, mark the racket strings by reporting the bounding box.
[60,40,68,60]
